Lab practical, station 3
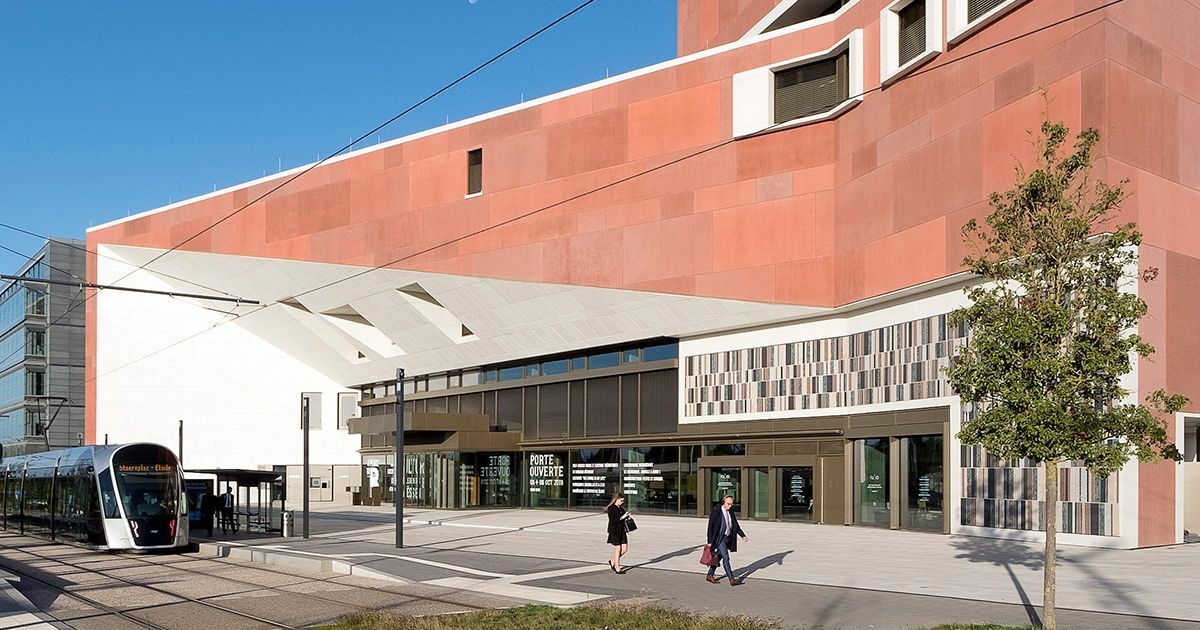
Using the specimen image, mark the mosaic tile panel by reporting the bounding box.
[684,314,969,417]
[960,445,1118,536]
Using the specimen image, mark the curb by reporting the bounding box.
[198,542,409,584]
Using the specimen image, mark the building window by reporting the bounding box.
[880,0,941,84]
[25,330,45,357]
[337,392,358,430]
[898,1,926,65]
[967,0,1005,21]
[643,342,678,362]
[760,0,853,34]
[541,359,569,376]
[733,30,863,137]
[773,51,848,124]
[947,0,1029,44]
[587,352,619,370]
[466,148,483,196]
[25,370,45,396]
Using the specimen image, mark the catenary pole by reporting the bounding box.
[395,368,405,548]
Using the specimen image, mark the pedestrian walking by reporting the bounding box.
[705,495,747,586]
[606,492,633,574]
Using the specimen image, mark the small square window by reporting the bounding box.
[570,357,586,371]
[467,148,483,195]
[621,349,641,364]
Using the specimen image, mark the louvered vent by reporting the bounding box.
[773,50,849,124]
[467,148,483,195]
[967,0,1006,22]
[898,1,927,66]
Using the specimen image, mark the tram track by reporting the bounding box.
[0,554,293,630]
[0,533,499,629]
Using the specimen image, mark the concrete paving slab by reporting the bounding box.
[269,505,1200,622]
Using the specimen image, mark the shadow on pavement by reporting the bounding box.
[951,536,1043,627]
[628,544,705,570]
[737,550,793,581]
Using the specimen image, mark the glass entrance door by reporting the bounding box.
[779,467,814,522]
[709,468,741,512]
[903,435,944,531]
[749,468,769,519]
[854,438,891,527]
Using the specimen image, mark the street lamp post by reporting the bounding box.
[301,395,310,539]
[395,368,405,549]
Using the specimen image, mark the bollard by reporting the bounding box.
[281,510,294,537]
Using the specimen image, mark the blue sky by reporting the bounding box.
[0,1,676,271]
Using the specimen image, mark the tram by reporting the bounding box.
[0,442,188,550]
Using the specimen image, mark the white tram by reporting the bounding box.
[0,443,188,550]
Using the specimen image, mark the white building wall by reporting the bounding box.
[94,250,360,471]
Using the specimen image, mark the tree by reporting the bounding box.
[947,117,1186,630]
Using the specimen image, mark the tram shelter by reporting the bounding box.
[189,468,285,534]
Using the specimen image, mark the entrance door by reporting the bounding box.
[749,468,769,520]
[779,467,814,522]
[819,456,845,524]
[709,467,741,512]
[854,438,890,527]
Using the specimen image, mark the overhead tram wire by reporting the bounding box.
[285,0,1129,302]
[89,0,602,301]
[0,222,249,301]
[13,0,602,359]
[70,0,1126,394]
[0,240,259,373]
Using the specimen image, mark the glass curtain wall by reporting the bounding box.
[622,447,679,513]
[526,447,701,514]
[569,448,621,509]
[526,451,568,508]
[458,452,518,508]
[854,438,891,527]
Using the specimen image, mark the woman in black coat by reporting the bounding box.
[705,495,747,586]
[605,492,632,573]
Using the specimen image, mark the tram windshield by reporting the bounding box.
[112,446,180,519]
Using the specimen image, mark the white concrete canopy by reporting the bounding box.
[98,245,827,387]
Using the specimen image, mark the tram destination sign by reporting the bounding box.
[116,463,176,473]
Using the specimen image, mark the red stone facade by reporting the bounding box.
[87,0,1200,545]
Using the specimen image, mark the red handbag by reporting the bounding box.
[700,544,714,566]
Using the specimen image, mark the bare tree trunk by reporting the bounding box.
[1044,460,1059,630]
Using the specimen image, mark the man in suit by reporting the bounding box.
[705,494,748,586]
[219,486,236,534]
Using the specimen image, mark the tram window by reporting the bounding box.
[99,474,120,518]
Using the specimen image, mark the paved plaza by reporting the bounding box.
[196,505,1200,628]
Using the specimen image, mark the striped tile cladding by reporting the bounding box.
[683,314,969,417]
[960,445,1118,536]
